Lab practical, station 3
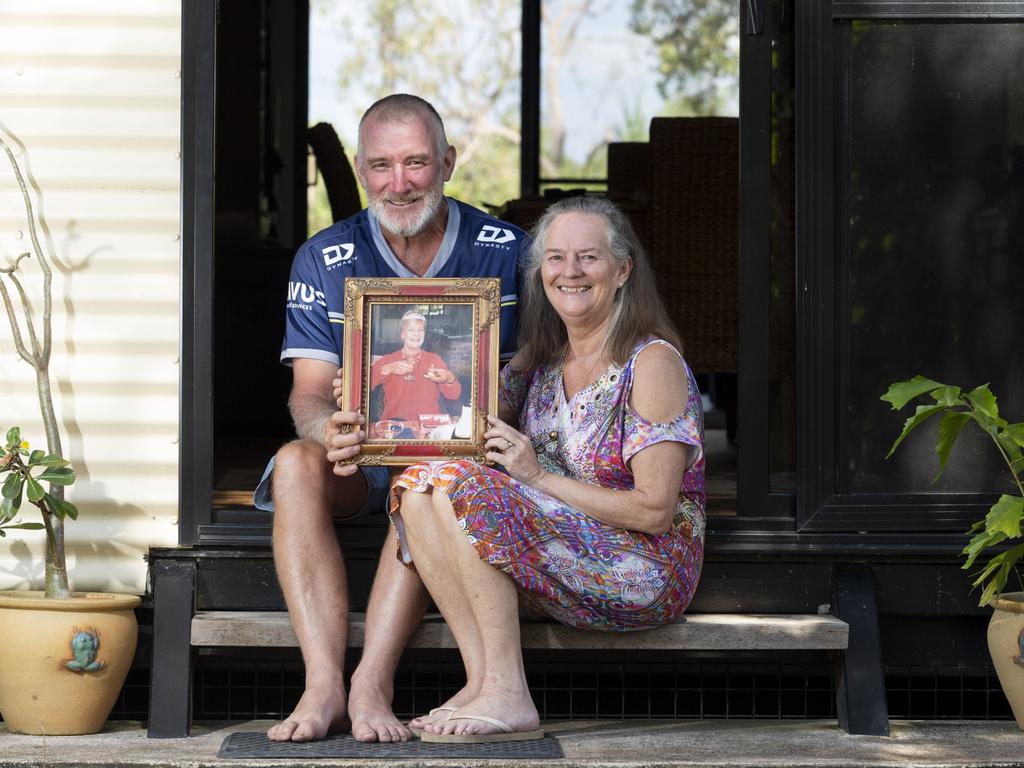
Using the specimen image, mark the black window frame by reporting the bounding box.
[792,0,1024,532]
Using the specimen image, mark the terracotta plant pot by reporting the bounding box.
[988,592,1024,730]
[0,591,141,735]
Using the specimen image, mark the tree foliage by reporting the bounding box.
[629,0,739,116]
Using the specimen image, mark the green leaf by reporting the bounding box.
[53,497,79,521]
[5,426,20,448]
[0,521,44,532]
[983,495,1024,539]
[27,450,45,465]
[0,496,13,520]
[962,528,1006,570]
[966,384,999,421]
[885,404,945,459]
[37,467,75,486]
[934,411,970,479]
[930,385,962,407]
[35,454,69,468]
[2,472,22,500]
[881,376,946,410]
[1005,423,1024,449]
[25,476,43,503]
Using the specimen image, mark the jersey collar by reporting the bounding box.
[368,197,461,278]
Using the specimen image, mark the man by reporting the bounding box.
[256,94,525,743]
[370,308,461,425]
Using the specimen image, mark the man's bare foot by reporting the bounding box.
[429,687,539,737]
[408,684,480,733]
[267,680,348,742]
[348,672,412,743]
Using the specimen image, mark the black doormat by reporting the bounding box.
[219,730,564,759]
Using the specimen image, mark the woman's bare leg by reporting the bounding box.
[396,489,487,730]
[405,489,538,737]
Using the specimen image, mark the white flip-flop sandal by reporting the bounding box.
[406,705,457,738]
[420,714,544,743]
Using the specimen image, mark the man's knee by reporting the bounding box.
[274,439,331,484]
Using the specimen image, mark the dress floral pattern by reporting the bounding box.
[389,337,705,631]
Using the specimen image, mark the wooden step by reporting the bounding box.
[191,611,848,651]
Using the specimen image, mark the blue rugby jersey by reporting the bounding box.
[281,198,527,367]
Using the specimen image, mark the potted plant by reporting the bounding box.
[882,375,1024,728]
[0,134,140,735]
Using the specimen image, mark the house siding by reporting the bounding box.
[0,0,182,593]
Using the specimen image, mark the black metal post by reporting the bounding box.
[832,564,890,735]
[147,558,197,738]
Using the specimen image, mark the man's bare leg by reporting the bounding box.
[266,440,365,742]
[348,523,429,742]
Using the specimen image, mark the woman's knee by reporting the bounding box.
[399,488,434,534]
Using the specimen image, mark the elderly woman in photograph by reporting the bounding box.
[389,196,705,743]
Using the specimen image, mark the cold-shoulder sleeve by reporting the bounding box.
[621,342,704,469]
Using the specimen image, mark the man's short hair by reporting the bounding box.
[356,94,449,164]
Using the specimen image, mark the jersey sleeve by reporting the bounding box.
[280,243,340,367]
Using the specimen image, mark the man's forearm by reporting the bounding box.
[289,392,335,446]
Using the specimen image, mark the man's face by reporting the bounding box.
[400,319,426,349]
[357,115,455,237]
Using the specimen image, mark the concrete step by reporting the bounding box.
[2,719,1021,767]
[190,611,849,650]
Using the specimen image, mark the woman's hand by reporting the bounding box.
[485,415,546,487]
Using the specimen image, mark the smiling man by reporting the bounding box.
[256,95,526,744]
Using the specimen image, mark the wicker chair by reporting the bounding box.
[647,117,738,375]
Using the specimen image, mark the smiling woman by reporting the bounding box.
[386,196,705,742]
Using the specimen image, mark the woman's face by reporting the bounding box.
[540,212,631,327]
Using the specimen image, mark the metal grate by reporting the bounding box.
[885,665,1013,720]
[92,654,1014,724]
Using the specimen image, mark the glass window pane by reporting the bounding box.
[308,0,521,233]
[842,21,1024,494]
[540,0,739,185]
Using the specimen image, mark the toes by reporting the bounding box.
[291,722,317,742]
[351,723,379,743]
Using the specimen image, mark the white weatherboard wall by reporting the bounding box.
[0,1,181,594]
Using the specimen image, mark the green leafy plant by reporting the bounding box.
[1,427,77,541]
[882,376,1024,606]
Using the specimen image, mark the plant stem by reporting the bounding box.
[985,424,1024,499]
[36,368,70,598]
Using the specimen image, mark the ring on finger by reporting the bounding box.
[504,439,513,451]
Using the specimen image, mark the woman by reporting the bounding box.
[390,196,704,743]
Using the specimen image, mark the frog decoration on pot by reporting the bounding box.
[63,626,107,672]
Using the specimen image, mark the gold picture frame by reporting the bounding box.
[339,277,501,466]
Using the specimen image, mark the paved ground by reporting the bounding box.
[2,719,1023,767]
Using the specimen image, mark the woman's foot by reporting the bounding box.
[408,684,480,734]
[428,686,539,737]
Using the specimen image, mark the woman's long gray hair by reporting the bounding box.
[515,196,682,370]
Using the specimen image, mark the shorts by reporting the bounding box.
[252,456,391,518]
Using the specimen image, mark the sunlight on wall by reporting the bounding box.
[0,0,182,594]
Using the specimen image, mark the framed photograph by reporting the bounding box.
[339,277,501,466]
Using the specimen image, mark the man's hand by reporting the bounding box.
[324,410,366,476]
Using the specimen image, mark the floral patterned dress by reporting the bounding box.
[389,337,705,631]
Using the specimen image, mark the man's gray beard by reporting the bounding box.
[370,182,445,238]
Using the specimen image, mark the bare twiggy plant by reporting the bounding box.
[0,132,72,599]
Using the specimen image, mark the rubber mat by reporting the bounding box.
[218,730,564,759]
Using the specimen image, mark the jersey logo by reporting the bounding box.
[476,225,516,244]
[322,243,355,267]
[288,281,326,308]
